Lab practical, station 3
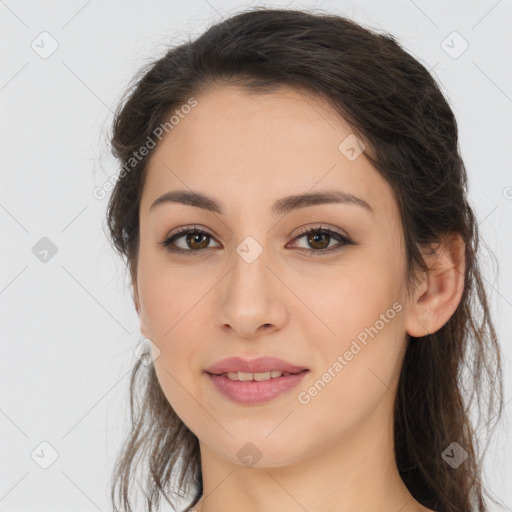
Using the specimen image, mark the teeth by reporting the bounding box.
[224,370,286,381]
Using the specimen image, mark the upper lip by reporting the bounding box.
[205,356,309,375]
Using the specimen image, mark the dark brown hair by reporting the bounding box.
[105,7,504,512]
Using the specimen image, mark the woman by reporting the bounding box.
[105,7,504,512]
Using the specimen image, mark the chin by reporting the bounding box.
[208,431,315,469]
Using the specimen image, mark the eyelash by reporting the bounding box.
[159,224,354,256]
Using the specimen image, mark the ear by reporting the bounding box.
[132,276,150,340]
[405,232,466,337]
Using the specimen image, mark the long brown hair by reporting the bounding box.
[105,7,504,512]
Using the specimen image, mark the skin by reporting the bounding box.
[133,85,466,512]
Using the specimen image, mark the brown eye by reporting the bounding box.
[160,226,220,254]
[289,225,354,255]
[305,231,330,250]
[184,232,210,250]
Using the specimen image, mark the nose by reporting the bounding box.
[214,247,288,340]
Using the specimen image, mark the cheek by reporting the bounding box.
[137,253,207,367]
[298,306,406,439]
[137,253,191,338]
[144,277,206,424]
[137,239,218,333]
[140,276,198,359]
[299,250,402,346]
[297,251,406,408]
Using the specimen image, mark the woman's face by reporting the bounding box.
[135,85,418,467]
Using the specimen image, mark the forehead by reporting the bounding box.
[141,85,396,220]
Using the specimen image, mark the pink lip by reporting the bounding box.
[207,370,309,405]
[205,356,308,375]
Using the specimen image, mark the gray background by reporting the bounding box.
[0,0,511,510]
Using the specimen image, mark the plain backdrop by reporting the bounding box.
[0,0,511,510]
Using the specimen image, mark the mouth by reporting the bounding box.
[204,356,309,405]
[206,369,309,406]
[204,355,309,376]
[207,369,308,381]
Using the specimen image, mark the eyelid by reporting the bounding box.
[162,223,347,240]
[292,223,347,239]
[164,224,218,242]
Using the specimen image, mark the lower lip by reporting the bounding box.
[206,370,309,405]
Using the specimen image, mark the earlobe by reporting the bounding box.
[405,233,466,338]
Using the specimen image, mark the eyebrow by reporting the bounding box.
[149,189,375,216]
